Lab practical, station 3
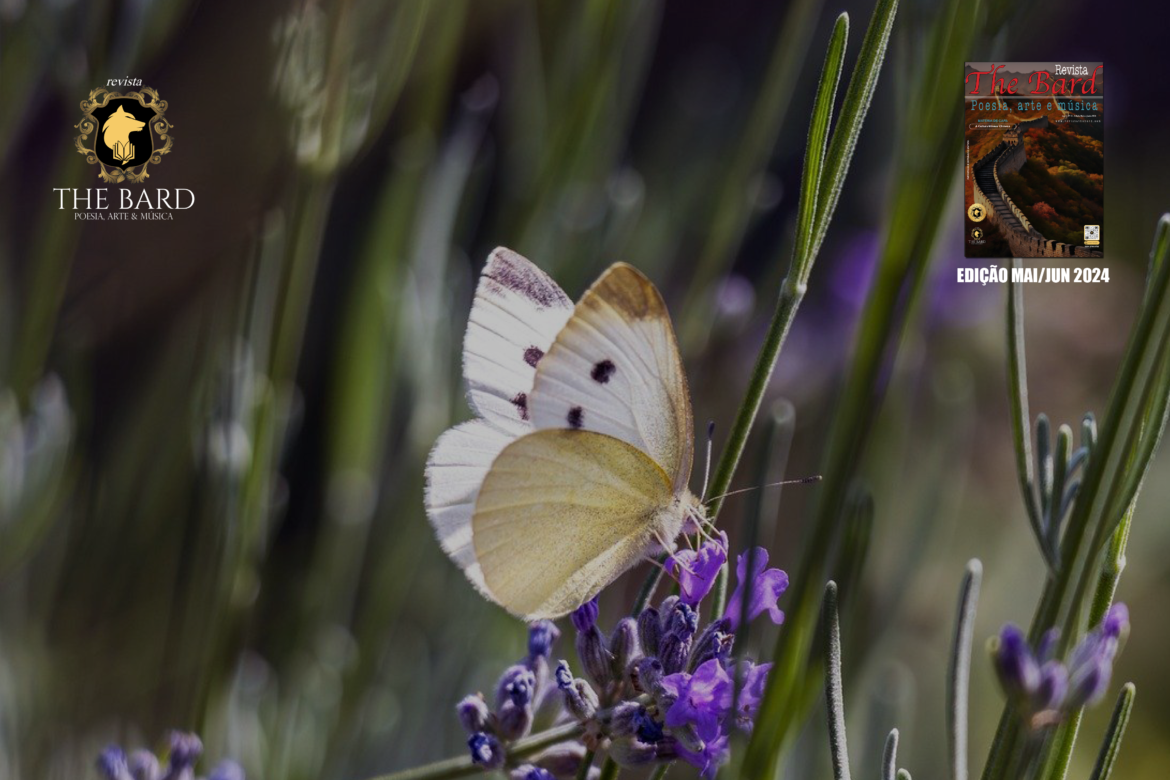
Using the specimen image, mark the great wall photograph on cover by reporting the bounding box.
[964,62,1103,258]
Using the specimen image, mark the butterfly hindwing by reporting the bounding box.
[473,429,677,619]
[463,247,574,434]
[528,263,694,491]
[424,418,514,596]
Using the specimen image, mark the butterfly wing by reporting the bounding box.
[473,429,677,619]
[463,247,574,433]
[424,419,514,595]
[528,263,694,492]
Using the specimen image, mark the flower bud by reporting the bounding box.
[456,694,492,734]
[532,741,593,777]
[659,603,698,674]
[637,607,662,656]
[97,747,130,780]
[166,732,203,773]
[606,702,644,738]
[631,656,664,694]
[510,766,555,780]
[556,660,599,721]
[1034,661,1068,712]
[496,665,536,711]
[689,617,733,671]
[468,733,505,770]
[992,624,1040,702]
[128,750,161,780]
[497,699,534,741]
[528,620,560,660]
[608,737,659,766]
[609,617,640,674]
[577,625,615,687]
[572,597,600,632]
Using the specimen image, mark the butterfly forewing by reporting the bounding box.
[528,264,694,492]
[463,247,574,433]
[473,429,677,619]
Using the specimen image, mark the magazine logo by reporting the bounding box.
[74,87,173,183]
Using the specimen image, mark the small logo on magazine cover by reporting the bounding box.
[74,87,173,183]
[1084,225,1100,245]
[967,203,987,222]
[971,228,984,240]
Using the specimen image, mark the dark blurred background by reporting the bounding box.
[2,0,1169,778]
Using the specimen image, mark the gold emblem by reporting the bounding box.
[971,228,984,240]
[74,88,173,183]
[967,202,987,222]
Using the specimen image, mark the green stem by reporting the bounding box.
[576,750,596,780]
[1088,684,1136,780]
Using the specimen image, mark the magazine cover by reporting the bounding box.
[964,62,1105,258]
[4,3,1170,780]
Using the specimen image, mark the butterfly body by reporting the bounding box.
[426,248,699,620]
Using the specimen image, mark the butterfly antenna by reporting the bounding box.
[699,420,715,501]
[703,475,822,504]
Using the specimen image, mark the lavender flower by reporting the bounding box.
[666,532,728,606]
[992,604,1129,727]
[95,733,242,780]
[724,547,789,631]
[468,733,505,770]
[510,766,555,780]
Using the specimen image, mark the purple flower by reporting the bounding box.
[1066,604,1128,708]
[723,548,788,631]
[666,532,728,606]
[468,732,505,769]
[734,661,772,728]
[993,624,1041,702]
[660,658,732,735]
[206,761,245,780]
[497,665,536,708]
[527,620,560,659]
[456,694,491,734]
[166,732,203,771]
[97,747,131,780]
[510,766,555,780]
[128,750,161,780]
[673,716,731,779]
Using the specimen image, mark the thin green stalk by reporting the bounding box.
[823,582,852,780]
[576,750,596,780]
[648,765,671,780]
[597,757,620,780]
[1006,263,1048,564]
[368,721,585,780]
[1087,684,1136,780]
[704,12,850,523]
[949,560,982,780]
[883,730,899,780]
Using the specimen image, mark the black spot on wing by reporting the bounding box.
[568,406,584,429]
[524,346,544,368]
[511,392,529,421]
[591,359,616,384]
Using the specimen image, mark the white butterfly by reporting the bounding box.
[425,248,703,620]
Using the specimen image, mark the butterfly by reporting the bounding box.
[425,247,705,620]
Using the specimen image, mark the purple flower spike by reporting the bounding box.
[723,548,788,631]
[571,597,599,632]
[666,532,728,607]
